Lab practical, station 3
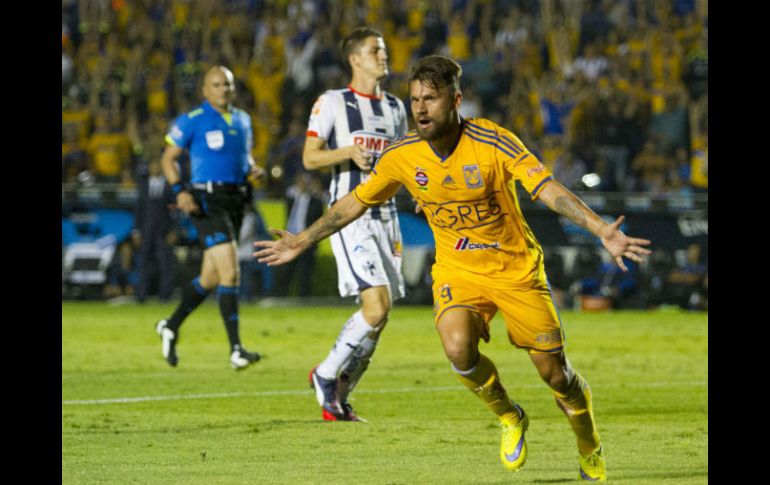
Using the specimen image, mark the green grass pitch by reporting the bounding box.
[62,302,707,484]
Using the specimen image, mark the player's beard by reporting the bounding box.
[416,115,454,141]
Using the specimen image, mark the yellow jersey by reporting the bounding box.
[354,118,553,286]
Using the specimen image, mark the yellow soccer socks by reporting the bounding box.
[553,372,601,456]
[453,354,529,471]
[453,353,520,421]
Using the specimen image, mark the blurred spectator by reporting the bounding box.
[238,203,274,301]
[87,111,133,184]
[282,28,318,121]
[273,172,325,297]
[630,140,670,194]
[552,147,587,191]
[104,237,139,299]
[595,94,633,190]
[270,116,306,196]
[247,44,285,118]
[569,259,639,310]
[666,243,708,311]
[134,158,177,303]
[571,42,608,81]
[62,125,89,183]
[62,94,92,145]
[578,0,611,51]
[386,24,422,85]
[446,12,472,62]
[648,91,688,157]
[683,32,708,102]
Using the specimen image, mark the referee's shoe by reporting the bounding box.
[155,319,178,367]
[230,344,261,370]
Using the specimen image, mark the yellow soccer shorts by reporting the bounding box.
[432,273,564,353]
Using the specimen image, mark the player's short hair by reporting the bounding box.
[408,55,463,94]
[340,27,384,74]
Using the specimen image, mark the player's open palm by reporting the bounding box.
[253,229,304,266]
[599,215,652,272]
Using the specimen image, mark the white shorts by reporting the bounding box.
[330,216,405,301]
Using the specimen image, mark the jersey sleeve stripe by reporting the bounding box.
[530,175,554,198]
[352,188,377,207]
[164,134,180,147]
[464,132,519,160]
[512,153,530,168]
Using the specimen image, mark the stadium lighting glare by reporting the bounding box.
[582,173,601,188]
[271,166,283,179]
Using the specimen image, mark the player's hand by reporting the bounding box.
[248,164,267,182]
[176,191,199,215]
[412,197,423,214]
[349,144,373,171]
[253,228,305,266]
[599,215,652,272]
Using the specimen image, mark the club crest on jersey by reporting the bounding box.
[463,164,484,188]
[454,238,500,250]
[205,130,224,150]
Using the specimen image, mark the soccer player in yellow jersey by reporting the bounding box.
[254,56,651,481]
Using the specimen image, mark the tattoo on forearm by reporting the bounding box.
[308,210,345,242]
[554,195,588,229]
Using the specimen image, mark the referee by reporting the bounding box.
[155,65,263,370]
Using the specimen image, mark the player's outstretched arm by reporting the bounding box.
[303,137,373,171]
[537,180,652,271]
[253,192,368,266]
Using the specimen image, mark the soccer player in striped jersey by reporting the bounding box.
[255,55,652,481]
[301,27,409,422]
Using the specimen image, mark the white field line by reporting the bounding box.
[62,381,706,406]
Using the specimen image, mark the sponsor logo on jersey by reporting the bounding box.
[442,175,455,185]
[535,329,562,344]
[351,130,392,155]
[428,193,504,229]
[527,163,546,178]
[463,164,484,188]
[454,238,501,250]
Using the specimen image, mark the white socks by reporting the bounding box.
[316,310,376,380]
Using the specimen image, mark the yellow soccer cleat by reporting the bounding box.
[499,404,529,471]
[579,446,607,482]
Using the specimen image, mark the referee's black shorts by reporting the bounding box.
[190,185,246,249]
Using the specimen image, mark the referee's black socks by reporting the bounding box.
[167,276,210,332]
[217,285,241,350]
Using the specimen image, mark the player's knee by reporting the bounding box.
[198,269,218,289]
[218,271,239,287]
[542,369,571,393]
[442,339,476,370]
[361,301,390,327]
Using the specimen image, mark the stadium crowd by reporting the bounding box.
[62,0,708,197]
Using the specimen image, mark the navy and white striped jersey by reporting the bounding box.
[306,85,408,220]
